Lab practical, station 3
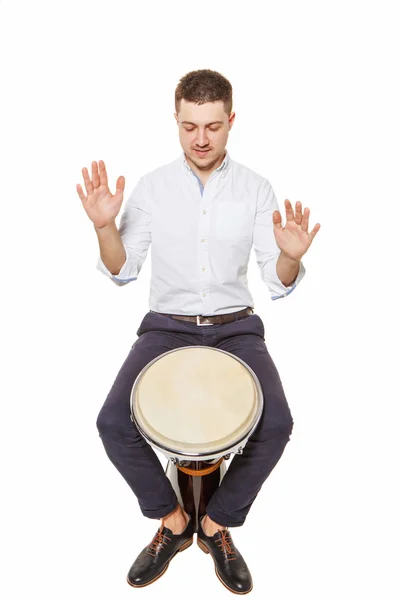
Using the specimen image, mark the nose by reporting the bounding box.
[195,129,209,147]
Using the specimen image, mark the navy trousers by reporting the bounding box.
[96,310,294,528]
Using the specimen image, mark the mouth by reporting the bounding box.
[194,149,210,156]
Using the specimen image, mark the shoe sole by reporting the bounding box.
[126,536,194,588]
[197,538,253,595]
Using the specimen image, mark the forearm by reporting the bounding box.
[276,251,301,287]
[94,221,126,276]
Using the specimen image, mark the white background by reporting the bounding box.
[1,1,399,598]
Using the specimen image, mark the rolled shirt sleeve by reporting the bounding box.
[253,179,306,300]
[96,175,151,286]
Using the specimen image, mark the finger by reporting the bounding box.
[82,167,93,195]
[99,159,108,188]
[309,222,321,242]
[273,209,283,230]
[92,161,100,188]
[115,174,125,195]
[285,199,295,221]
[76,183,87,204]
[301,207,310,232]
[294,201,302,225]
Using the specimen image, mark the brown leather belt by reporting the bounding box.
[150,307,254,326]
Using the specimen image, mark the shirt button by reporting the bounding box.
[201,238,205,242]
[202,210,207,214]
[202,293,206,297]
[201,267,206,271]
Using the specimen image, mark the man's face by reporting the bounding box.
[174,99,235,170]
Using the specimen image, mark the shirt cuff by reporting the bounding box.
[266,255,306,300]
[96,244,138,286]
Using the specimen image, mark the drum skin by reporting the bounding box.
[130,346,263,461]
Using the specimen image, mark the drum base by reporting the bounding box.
[165,458,228,533]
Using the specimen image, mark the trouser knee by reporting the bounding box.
[256,413,294,442]
[96,403,143,443]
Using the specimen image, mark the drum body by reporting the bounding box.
[130,346,263,532]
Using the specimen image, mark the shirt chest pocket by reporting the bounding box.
[214,201,251,239]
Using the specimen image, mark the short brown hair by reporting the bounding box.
[175,69,233,116]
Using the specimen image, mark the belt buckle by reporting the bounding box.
[196,315,214,326]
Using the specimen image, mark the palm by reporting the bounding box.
[273,199,320,261]
[85,185,120,225]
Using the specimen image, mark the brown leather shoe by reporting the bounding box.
[197,516,253,594]
[127,513,194,587]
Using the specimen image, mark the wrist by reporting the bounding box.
[280,250,301,265]
[94,220,117,234]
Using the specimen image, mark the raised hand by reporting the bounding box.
[273,200,320,261]
[77,160,125,229]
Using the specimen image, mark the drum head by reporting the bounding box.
[131,346,262,457]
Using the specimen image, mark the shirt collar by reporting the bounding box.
[180,148,231,176]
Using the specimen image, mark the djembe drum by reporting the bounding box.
[130,346,263,533]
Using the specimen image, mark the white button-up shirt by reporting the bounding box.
[96,149,306,316]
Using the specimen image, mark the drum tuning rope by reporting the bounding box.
[176,456,224,477]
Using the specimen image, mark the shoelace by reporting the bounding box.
[146,527,171,557]
[215,528,237,561]
[146,508,189,556]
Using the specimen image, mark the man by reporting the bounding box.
[77,69,320,594]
